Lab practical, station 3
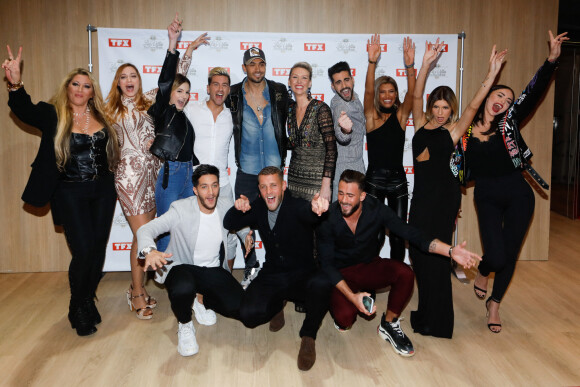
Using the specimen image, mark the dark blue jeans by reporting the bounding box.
[155,161,194,252]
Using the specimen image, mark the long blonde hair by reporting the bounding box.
[104,63,152,123]
[50,68,119,171]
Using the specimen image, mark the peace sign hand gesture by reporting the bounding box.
[1,45,23,84]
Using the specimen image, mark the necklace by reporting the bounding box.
[73,106,91,135]
[247,83,265,120]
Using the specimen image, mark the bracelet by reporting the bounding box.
[368,60,377,64]
[404,62,415,69]
[7,80,23,92]
[448,246,454,258]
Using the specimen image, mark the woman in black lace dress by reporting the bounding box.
[286,62,337,202]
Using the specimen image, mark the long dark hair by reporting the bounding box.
[473,84,515,135]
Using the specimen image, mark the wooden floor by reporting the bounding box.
[1,213,579,386]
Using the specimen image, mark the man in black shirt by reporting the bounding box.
[223,166,331,371]
[317,170,480,356]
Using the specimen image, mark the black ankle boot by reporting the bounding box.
[68,301,97,337]
[85,298,101,326]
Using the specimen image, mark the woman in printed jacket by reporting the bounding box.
[463,31,568,333]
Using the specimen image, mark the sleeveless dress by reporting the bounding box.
[286,99,337,201]
[408,126,460,338]
[365,112,409,260]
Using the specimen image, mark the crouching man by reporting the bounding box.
[317,170,481,356]
[137,164,244,357]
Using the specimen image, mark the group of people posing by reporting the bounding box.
[3,14,568,371]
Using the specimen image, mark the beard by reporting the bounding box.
[338,87,353,102]
[340,201,360,217]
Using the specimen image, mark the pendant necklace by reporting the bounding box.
[73,106,91,135]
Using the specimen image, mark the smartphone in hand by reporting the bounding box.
[362,295,374,313]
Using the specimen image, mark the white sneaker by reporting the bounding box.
[177,321,199,357]
[192,298,217,326]
[241,263,261,289]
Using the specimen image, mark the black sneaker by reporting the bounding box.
[378,314,414,357]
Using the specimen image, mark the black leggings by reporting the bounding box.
[165,264,244,323]
[53,175,117,304]
[365,167,409,261]
[240,268,332,339]
[474,171,535,302]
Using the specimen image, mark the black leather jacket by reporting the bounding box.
[225,78,289,169]
[148,50,197,163]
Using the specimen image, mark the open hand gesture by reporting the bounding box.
[422,38,445,68]
[450,241,482,270]
[548,30,569,62]
[368,34,381,63]
[2,45,22,84]
[144,250,173,271]
[488,44,508,77]
[403,37,415,67]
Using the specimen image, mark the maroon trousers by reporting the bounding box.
[330,256,414,328]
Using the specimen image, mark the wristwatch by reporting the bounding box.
[138,246,156,260]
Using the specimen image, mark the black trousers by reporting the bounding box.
[365,167,409,261]
[53,174,117,305]
[474,170,535,302]
[165,264,244,323]
[240,268,332,339]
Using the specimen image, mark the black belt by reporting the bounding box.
[524,164,549,190]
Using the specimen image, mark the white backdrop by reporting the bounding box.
[97,29,458,271]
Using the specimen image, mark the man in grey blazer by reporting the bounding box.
[137,164,244,357]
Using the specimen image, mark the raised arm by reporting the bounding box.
[397,36,416,126]
[412,39,445,131]
[4,45,56,129]
[2,45,22,85]
[364,34,381,131]
[177,32,210,75]
[449,45,507,144]
[509,30,568,124]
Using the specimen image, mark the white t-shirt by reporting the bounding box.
[193,210,222,267]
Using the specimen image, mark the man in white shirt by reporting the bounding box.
[137,165,244,357]
[185,67,239,270]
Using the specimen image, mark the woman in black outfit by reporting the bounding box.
[409,40,506,338]
[3,47,119,337]
[149,16,205,253]
[463,31,568,333]
[363,34,416,261]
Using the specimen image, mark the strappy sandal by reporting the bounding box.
[130,284,157,309]
[126,289,153,320]
[474,284,487,299]
[486,298,502,333]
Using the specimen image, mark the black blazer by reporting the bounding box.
[8,88,61,209]
[223,191,320,273]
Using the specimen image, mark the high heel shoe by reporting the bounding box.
[126,289,153,320]
[485,297,502,333]
[130,284,157,309]
[474,284,487,299]
[473,273,487,299]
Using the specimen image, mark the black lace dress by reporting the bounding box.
[286,99,337,200]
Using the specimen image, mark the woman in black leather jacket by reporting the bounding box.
[148,17,207,253]
[3,46,119,337]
